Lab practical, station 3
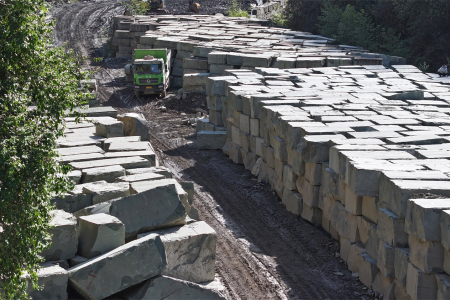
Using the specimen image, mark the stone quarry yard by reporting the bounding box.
[52,0,376,299]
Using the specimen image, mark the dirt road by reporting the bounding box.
[53,2,373,299]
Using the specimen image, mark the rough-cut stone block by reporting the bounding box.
[357,216,376,244]
[406,262,437,300]
[372,272,395,300]
[345,184,363,215]
[40,210,77,261]
[409,234,444,273]
[77,213,125,259]
[377,240,395,278]
[197,131,227,150]
[81,165,125,183]
[51,191,92,214]
[139,221,216,283]
[436,273,450,300]
[441,210,450,250]
[405,198,450,242]
[362,196,379,224]
[395,247,410,287]
[27,262,69,300]
[117,113,149,141]
[68,234,166,300]
[377,208,408,247]
[116,172,165,183]
[108,141,150,152]
[95,119,123,138]
[301,202,322,226]
[82,181,130,205]
[358,253,379,288]
[281,188,303,215]
[347,243,366,273]
[117,275,225,300]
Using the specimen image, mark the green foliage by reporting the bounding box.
[271,12,288,28]
[228,0,249,17]
[285,0,450,70]
[0,0,86,298]
[125,0,150,15]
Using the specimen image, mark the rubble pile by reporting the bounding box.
[28,100,224,299]
[198,64,450,299]
[112,14,404,92]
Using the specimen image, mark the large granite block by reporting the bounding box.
[68,234,166,300]
[139,221,216,283]
[77,213,125,259]
[40,210,77,261]
[27,262,69,300]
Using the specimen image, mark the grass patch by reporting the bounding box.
[228,0,249,17]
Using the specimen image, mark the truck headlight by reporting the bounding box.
[158,84,164,89]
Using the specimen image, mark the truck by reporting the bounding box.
[125,48,172,98]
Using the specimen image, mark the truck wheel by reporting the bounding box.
[135,91,141,98]
[161,91,166,97]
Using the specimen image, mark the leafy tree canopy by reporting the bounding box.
[0,0,86,298]
[285,0,450,71]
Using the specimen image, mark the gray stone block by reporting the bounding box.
[125,166,172,178]
[139,221,216,283]
[51,191,92,214]
[82,181,130,205]
[77,213,125,259]
[27,262,69,300]
[68,234,166,300]
[117,113,149,141]
[116,172,165,183]
[40,210,77,261]
[95,119,123,138]
[107,141,151,152]
[405,198,450,242]
[118,275,225,300]
[197,131,227,150]
[81,165,126,183]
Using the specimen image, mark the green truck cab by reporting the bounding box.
[125,48,172,98]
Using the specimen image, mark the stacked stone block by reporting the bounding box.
[205,63,450,299]
[112,14,394,92]
[27,107,223,299]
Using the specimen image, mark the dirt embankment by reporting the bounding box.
[53,2,375,299]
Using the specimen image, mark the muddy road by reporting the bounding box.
[53,2,373,299]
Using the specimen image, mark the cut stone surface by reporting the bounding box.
[70,157,151,170]
[139,221,216,283]
[117,113,149,141]
[436,273,450,300]
[103,136,141,150]
[68,234,166,300]
[405,261,437,300]
[377,208,408,247]
[107,141,151,152]
[95,119,123,138]
[125,166,172,178]
[82,181,130,205]
[405,198,450,242]
[77,213,125,259]
[116,172,165,183]
[197,130,227,149]
[409,234,444,273]
[394,247,410,287]
[110,180,186,239]
[27,262,69,300]
[81,165,126,183]
[40,210,77,261]
[117,275,225,300]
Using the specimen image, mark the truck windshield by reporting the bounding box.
[135,64,162,74]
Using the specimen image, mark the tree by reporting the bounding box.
[0,0,86,298]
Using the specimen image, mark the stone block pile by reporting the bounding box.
[200,63,450,299]
[27,108,224,299]
[112,14,403,92]
[250,0,287,19]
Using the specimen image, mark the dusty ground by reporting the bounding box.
[53,1,376,299]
